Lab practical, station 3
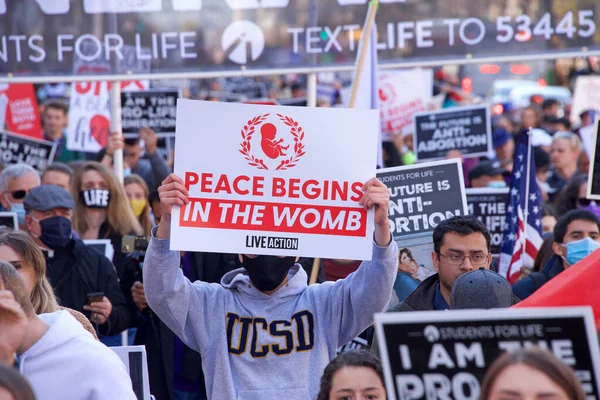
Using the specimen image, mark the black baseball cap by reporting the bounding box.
[469,161,505,181]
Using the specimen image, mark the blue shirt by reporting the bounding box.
[393,273,420,302]
[433,283,450,310]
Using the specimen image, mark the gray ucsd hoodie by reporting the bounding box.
[144,229,397,400]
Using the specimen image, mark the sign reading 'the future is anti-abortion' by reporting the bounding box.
[378,159,468,241]
[171,100,379,260]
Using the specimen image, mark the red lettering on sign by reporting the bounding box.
[185,172,199,191]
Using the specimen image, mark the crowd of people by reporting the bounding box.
[0,76,598,400]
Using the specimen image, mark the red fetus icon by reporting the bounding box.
[260,123,289,159]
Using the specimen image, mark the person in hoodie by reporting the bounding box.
[0,260,136,400]
[513,209,600,300]
[144,173,397,400]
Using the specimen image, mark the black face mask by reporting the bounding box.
[81,189,110,209]
[242,255,296,292]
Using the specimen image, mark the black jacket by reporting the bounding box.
[512,255,564,300]
[124,252,238,400]
[45,238,130,336]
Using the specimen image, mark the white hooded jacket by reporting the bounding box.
[19,310,136,400]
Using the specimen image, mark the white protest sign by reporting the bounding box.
[67,44,150,152]
[571,76,600,125]
[67,81,148,152]
[171,100,378,260]
[378,69,430,140]
[340,69,431,141]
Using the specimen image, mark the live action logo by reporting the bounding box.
[246,235,299,250]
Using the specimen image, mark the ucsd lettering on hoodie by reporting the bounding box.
[19,310,136,400]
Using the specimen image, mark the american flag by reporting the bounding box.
[499,131,544,284]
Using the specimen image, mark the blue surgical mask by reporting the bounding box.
[9,202,26,225]
[123,168,132,178]
[487,180,507,189]
[563,237,600,266]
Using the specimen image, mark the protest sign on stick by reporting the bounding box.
[377,159,468,243]
[121,89,178,137]
[466,188,509,258]
[171,100,379,260]
[413,105,492,161]
[375,307,600,400]
[0,130,56,172]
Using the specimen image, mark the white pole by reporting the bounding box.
[307,72,317,107]
[110,82,124,184]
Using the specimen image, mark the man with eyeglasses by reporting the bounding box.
[513,209,600,300]
[386,215,520,313]
[370,216,519,355]
[0,164,40,229]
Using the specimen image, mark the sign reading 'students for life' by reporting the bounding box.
[170,100,379,260]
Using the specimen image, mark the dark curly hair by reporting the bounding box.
[317,350,386,400]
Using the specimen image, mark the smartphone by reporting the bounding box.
[86,292,104,304]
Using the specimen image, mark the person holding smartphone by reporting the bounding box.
[22,185,130,338]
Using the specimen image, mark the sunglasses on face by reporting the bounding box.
[10,190,28,200]
[578,198,598,207]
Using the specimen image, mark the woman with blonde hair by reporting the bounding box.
[124,174,152,236]
[71,162,142,278]
[0,229,97,339]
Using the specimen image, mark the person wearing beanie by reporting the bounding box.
[450,268,517,309]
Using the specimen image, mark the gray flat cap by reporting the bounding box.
[450,268,513,310]
[24,185,74,212]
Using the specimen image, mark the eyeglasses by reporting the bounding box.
[10,190,28,200]
[578,198,598,207]
[438,253,489,266]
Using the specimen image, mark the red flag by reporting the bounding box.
[513,249,600,327]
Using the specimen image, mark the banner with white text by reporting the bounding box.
[0,130,56,172]
[466,188,509,258]
[413,105,492,161]
[377,159,468,241]
[0,0,599,81]
[375,307,600,400]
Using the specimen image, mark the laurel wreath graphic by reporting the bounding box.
[239,113,306,171]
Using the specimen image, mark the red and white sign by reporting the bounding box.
[67,80,147,152]
[378,69,431,140]
[0,84,43,139]
[171,100,379,259]
[340,69,432,141]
